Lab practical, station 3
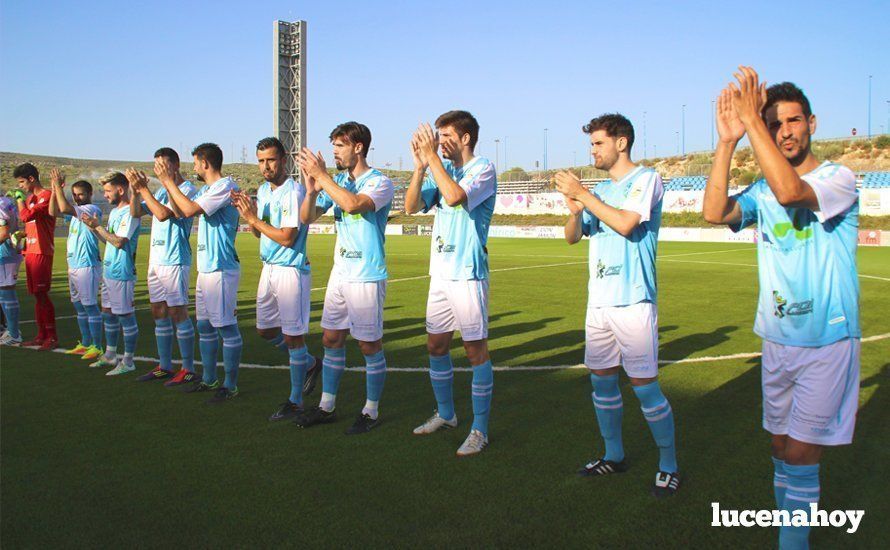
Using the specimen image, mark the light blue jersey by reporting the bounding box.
[732,161,860,347]
[65,204,102,269]
[194,176,240,273]
[420,157,497,280]
[103,205,141,281]
[256,178,310,270]
[317,168,394,282]
[0,197,21,263]
[582,166,663,308]
[144,181,197,266]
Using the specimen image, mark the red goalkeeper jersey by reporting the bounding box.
[20,188,55,256]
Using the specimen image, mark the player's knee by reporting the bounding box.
[167,306,188,323]
[150,303,168,319]
[358,339,382,355]
[322,332,345,349]
[770,436,787,460]
[426,339,449,356]
[782,440,822,465]
[283,334,305,349]
[463,340,489,365]
[256,327,278,340]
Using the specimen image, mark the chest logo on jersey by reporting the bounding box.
[763,210,814,245]
[596,259,622,279]
[435,236,456,254]
[772,290,813,318]
[152,239,166,247]
[338,247,362,259]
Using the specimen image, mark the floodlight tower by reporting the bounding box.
[273,20,307,180]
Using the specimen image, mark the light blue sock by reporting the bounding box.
[85,304,102,347]
[72,301,90,345]
[632,380,678,474]
[102,311,120,355]
[772,456,788,508]
[119,313,138,355]
[320,346,346,410]
[218,324,242,391]
[265,332,289,351]
[288,345,308,405]
[154,317,174,371]
[429,354,455,421]
[471,361,493,435]
[590,373,625,462]
[780,463,820,550]
[0,288,21,339]
[197,319,218,384]
[364,349,387,406]
[175,318,195,372]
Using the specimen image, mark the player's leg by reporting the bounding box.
[414,278,458,434]
[304,272,350,423]
[165,303,196,386]
[91,280,120,367]
[34,254,56,348]
[140,265,175,379]
[82,266,104,360]
[65,269,90,354]
[343,279,387,434]
[107,280,138,376]
[0,260,22,345]
[22,254,44,345]
[207,269,241,403]
[256,265,289,351]
[776,338,860,549]
[186,273,219,393]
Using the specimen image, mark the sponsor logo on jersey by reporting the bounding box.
[772,290,813,318]
[435,236,455,253]
[338,246,362,259]
[595,259,622,279]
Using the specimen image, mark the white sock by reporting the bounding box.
[362,400,379,420]
[319,392,336,412]
[104,347,117,361]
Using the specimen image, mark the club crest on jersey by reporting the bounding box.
[596,259,621,279]
[435,236,455,253]
[772,290,813,318]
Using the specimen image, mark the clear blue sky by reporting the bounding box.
[1,0,888,170]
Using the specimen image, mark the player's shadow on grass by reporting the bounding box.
[493,328,584,364]
[659,325,737,362]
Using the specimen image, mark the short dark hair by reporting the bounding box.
[98,171,128,188]
[154,147,180,164]
[583,113,635,151]
[71,180,93,194]
[12,163,39,180]
[764,82,812,119]
[191,143,223,171]
[435,110,480,150]
[329,122,372,158]
[256,136,286,158]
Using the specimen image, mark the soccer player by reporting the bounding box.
[161,143,242,404]
[0,194,24,346]
[128,149,199,387]
[404,111,497,456]
[81,172,141,376]
[702,68,860,549]
[230,136,319,421]
[295,122,395,434]
[554,113,680,497]
[47,169,104,360]
[12,163,57,349]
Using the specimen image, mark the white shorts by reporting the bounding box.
[147,264,190,307]
[762,338,860,446]
[584,302,659,378]
[101,277,136,315]
[426,277,489,341]
[68,266,101,306]
[0,259,22,287]
[196,269,240,328]
[321,272,386,342]
[256,264,311,336]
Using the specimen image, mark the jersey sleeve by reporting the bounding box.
[801,164,858,223]
[420,175,439,213]
[18,192,51,222]
[459,161,496,212]
[581,209,599,236]
[729,181,761,232]
[315,190,334,214]
[359,175,395,212]
[182,183,199,200]
[280,186,303,229]
[195,179,234,217]
[620,171,663,222]
[115,211,140,240]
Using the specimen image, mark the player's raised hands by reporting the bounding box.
[716,87,746,144]
[154,157,177,185]
[81,212,101,229]
[729,66,767,125]
[410,135,428,171]
[231,191,259,223]
[297,147,327,179]
[299,166,320,193]
[413,123,439,164]
[49,168,66,188]
[125,168,149,193]
[553,170,585,199]
[564,197,584,215]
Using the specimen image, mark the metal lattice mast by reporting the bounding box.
[273,20,306,181]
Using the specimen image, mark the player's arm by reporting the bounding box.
[415,124,467,207]
[562,197,585,244]
[232,191,298,247]
[162,176,205,218]
[81,213,127,249]
[703,88,745,225]
[48,169,71,218]
[298,167,326,225]
[0,224,10,244]
[731,66,818,209]
[404,136,428,214]
[554,171,641,237]
[297,148,376,214]
[153,158,189,218]
[17,189,50,222]
[126,169,174,221]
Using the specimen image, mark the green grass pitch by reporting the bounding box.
[1,234,888,548]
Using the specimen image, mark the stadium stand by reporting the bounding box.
[860,171,890,188]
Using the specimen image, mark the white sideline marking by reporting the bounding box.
[20,332,890,372]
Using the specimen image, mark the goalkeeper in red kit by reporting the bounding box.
[12,163,58,349]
